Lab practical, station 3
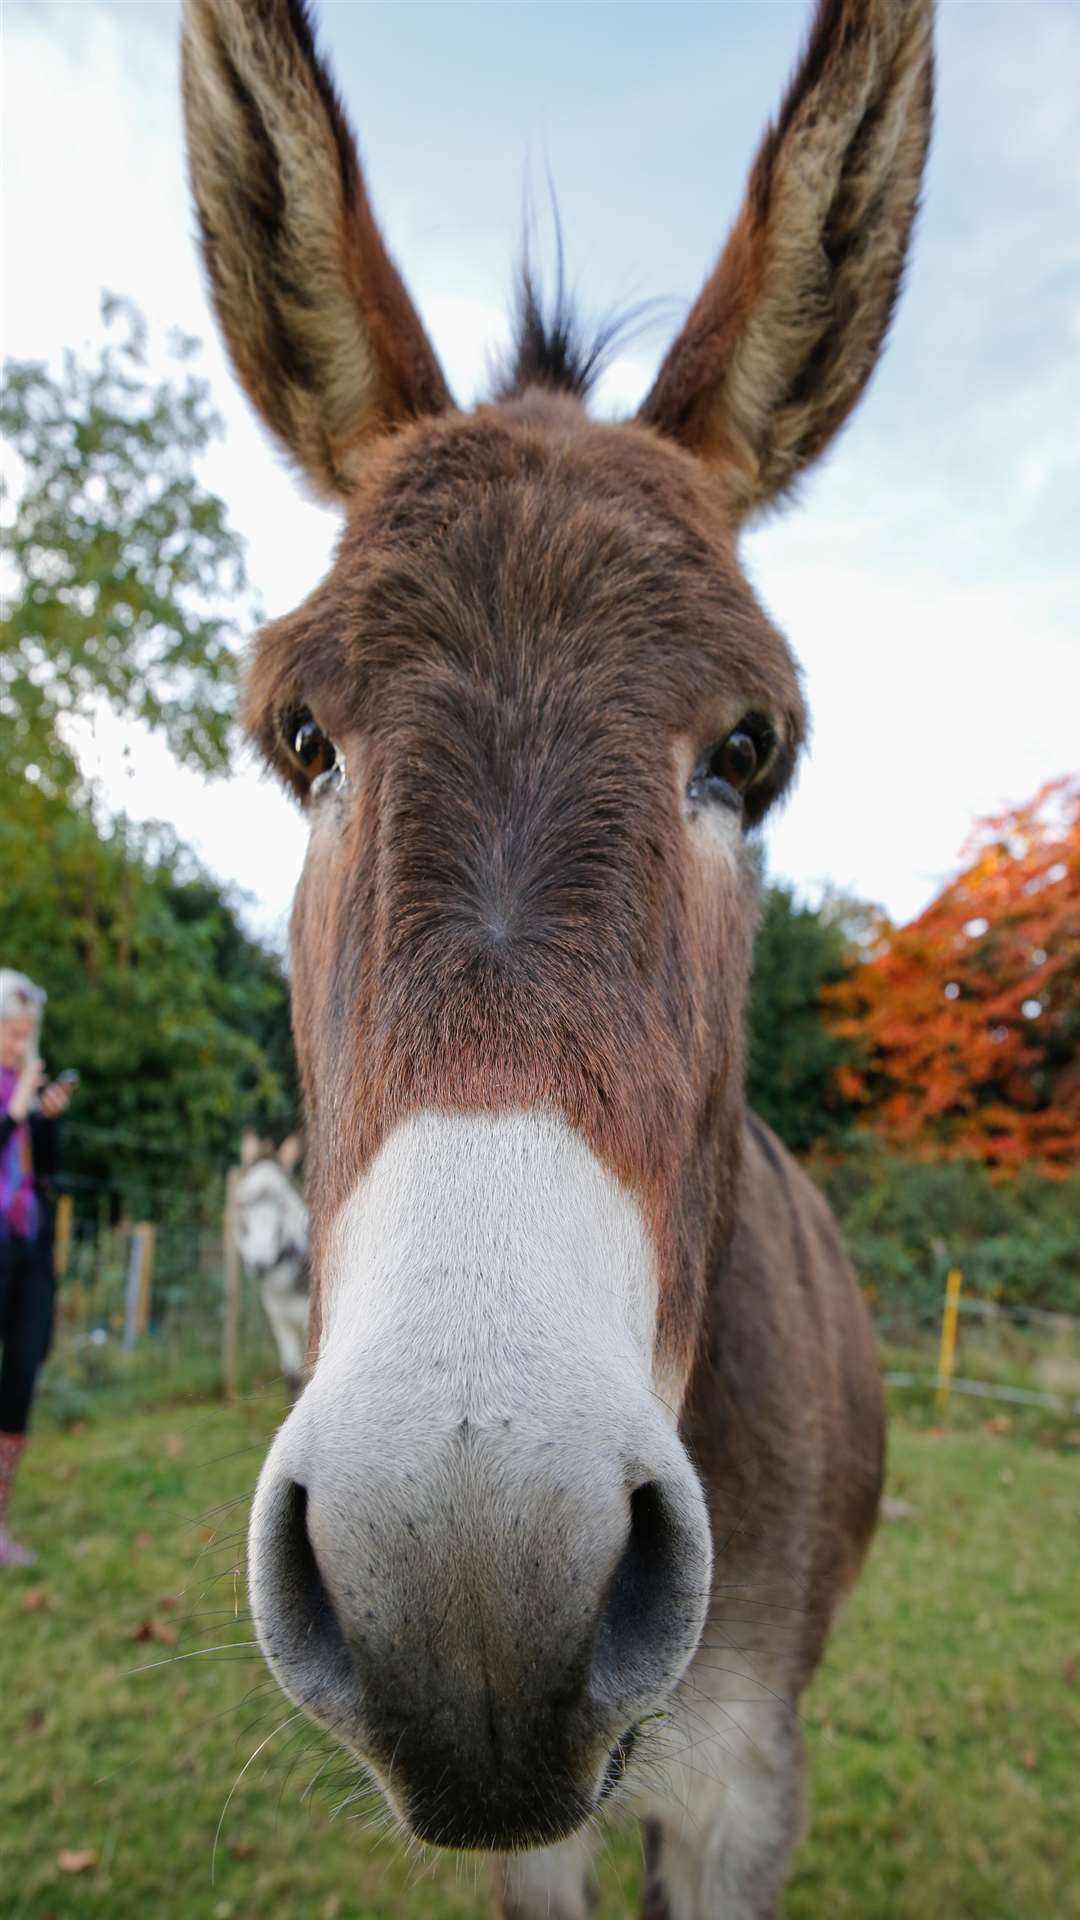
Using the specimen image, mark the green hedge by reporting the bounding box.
[807,1137,1080,1320]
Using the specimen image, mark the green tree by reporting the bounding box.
[1,780,297,1214]
[1,294,253,797]
[2,298,294,1215]
[747,880,860,1153]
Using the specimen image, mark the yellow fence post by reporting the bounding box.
[936,1268,963,1420]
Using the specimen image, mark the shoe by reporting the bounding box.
[0,1525,38,1568]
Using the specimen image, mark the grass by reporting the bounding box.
[2,1387,1077,1919]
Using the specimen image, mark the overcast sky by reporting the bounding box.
[5,0,1079,946]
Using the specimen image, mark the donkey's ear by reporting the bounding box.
[277,1133,303,1175]
[181,0,452,501]
[240,1128,262,1168]
[639,0,933,521]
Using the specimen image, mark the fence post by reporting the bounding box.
[54,1192,74,1280]
[122,1228,142,1352]
[936,1268,963,1420]
[223,1167,241,1404]
[136,1222,156,1339]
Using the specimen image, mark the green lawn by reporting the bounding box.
[2,1389,1077,1919]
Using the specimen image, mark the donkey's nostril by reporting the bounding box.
[284,1482,335,1623]
[249,1477,355,1726]
[589,1478,703,1719]
[602,1482,672,1645]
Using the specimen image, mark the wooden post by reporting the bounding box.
[53,1192,74,1279]
[223,1167,241,1403]
[936,1268,963,1420]
[122,1228,142,1352]
[135,1222,156,1338]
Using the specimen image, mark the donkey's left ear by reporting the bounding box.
[181,0,452,501]
[277,1134,304,1175]
[639,0,933,522]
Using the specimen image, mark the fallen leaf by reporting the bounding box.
[22,1587,47,1612]
[1062,1655,1078,1688]
[158,1594,178,1611]
[1021,1749,1038,1771]
[163,1435,184,1460]
[57,1849,98,1874]
[129,1617,179,1646]
[986,1415,1012,1437]
[228,1840,255,1860]
[134,1532,154,1553]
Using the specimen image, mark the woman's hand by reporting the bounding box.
[6,1056,45,1122]
[39,1081,73,1120]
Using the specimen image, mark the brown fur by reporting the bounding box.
[640,0,934,519]
[181,0,451,499]
[182,0,933,1910]
[243,404,805,1388]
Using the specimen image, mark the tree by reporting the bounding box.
[1,295,253,798]
[829,777,1080,1173]
[746,879,861,1153]
[0,779,297,1213]
[1,297,294,1213]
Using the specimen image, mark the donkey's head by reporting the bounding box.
[234,1131,307,1279]
[184,0,931,1851]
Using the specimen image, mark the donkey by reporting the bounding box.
[234,1131,309,1395]
[182,0,932,1911]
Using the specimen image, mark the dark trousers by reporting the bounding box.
[0,1232,55,1434]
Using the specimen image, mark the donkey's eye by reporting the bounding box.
[710,730,759,792]
[692,716,777,816]
[284,709,337,784]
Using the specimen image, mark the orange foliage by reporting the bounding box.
[828,777,1080,1174]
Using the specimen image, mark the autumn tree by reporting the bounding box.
[830,777,1080,1173]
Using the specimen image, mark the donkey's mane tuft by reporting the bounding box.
[492,210,656,406]
[493,263,619,403]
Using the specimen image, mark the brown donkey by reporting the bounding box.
[182,1,932,1911]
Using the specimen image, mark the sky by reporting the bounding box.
[4,0,1079,948]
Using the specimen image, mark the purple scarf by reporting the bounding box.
[0,1066,40,1242]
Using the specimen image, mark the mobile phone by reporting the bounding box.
[56,1068,81,1087]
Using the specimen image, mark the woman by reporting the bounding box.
[0,969,74,1568]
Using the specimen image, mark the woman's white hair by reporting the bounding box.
[0,969,47,1022]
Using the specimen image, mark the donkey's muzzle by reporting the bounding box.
[249,1431,711,1850]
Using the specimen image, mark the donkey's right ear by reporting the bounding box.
[181,0,452,501]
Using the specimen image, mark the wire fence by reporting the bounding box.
[38,1179,1080,1429]
[41,1176,280,1423]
